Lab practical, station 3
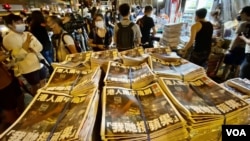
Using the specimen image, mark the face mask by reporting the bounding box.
[95,21,104,28]
[15,24,26,33]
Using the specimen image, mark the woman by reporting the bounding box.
[30,11,53,64]
[88,14,112,51]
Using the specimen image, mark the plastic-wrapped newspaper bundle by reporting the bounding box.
[104,61,155,89]
[160,23,183,49]
[159,76,250,141]
[149,56,205,81]
[91,49,121,72]
[101,83,189,141]
[51,51,92,69]
[119,47,149,66]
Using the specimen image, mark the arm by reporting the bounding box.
[63,35,78,54]
[182,23,200,51]
[239,33,250,45]
[135,24,142,45]
[229,22,244,50]
[113,24,118,44]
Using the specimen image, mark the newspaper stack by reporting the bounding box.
[101,83,189,141]
[104,61,155,89]
[51,51,92,69]
[160,23,183,49]
[91,49,120,72]
[0,89,100,141]
[150,57,205,81]
[43,66,101,95]
[119,47,149,66]
[145,47,181,63]
[159,77,250,141]
[222,78,250,103]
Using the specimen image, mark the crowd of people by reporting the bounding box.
[0,3,250,134]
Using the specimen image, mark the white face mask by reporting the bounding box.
[15,24,26,33]
[95,21,105,28]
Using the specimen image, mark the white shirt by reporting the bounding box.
[246,44,250,54]
[3,31,43,74]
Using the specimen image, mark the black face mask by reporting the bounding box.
[237,15,241,21]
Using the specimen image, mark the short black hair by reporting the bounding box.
[48,16,63,27]
[20,11,26,17]
[241,6,250,16]
[4,14,22,25]
[144,5,153,13]
[119,3,130,17]
[196,8,207,19]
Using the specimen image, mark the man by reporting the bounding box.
[180,8,213,67]
[47,16,78,62]
[113,3,142,51]
[3,14,46,96]
[222,6,250,80]
[137,5,157,48]
[238,6,250,80]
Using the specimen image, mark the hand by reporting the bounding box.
[22,34,32,51]
[97,44,105,50]
[0,51,9,62]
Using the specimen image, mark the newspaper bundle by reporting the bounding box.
[104,61,155,89]
[150,56,205,81]
[101,83,189,141]
[0,89,99,141]
[51,51,92,69]
[119,47,149,66]
[160,23,183,49]
[91,49,120,72]
[159,76,250,141]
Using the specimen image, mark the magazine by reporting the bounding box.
[119,47,149,66]
[226,78,250,95]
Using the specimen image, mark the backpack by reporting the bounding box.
[62,32,83,53]
[116,22,135,51]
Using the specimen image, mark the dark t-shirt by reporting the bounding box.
[137,15,155,44]
[194,21,213,52]
[89,28,112,51]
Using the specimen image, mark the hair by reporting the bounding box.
[119,3,130,17]
[144,5,153,13]
[93,13,104,21]
[195,8,207,19]
[31,11,45,25]
[43,10,50,15]
[48,16,63,27]
[20,11,27,17]
[65,13,76,21]
[4,14,22,26]
[241,6,250,16]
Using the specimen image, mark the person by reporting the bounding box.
[180,8,213,67]
[211,5,222,37]
[0,51,24,132]
[19,11,28,22]
[105,10,115,30]
[62,13,76,34]
[222,6,250,80]
[88,14,112,51]
[239,33,250,79]
[30,11,54,64]
[42,10,50,20]
[47,16,78,62]
[136,5,157,48]
[113,3,142,51]
[3,14,46,96]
